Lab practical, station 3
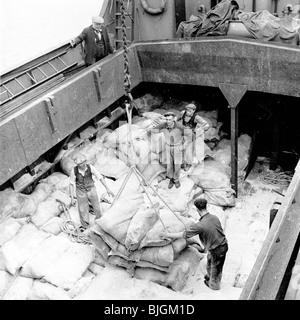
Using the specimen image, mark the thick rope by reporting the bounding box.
[60,220,92,245]
[259,171,293,186]
[56,199,92,245]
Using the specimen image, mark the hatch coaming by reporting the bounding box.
[134,37,300,98]
[0,38,299,189]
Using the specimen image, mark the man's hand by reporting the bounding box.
[70,197,77,207]
[69,39,76,48]
[192,243,205,253]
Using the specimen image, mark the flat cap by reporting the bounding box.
[92,15,104,24]
[73,153,87,165]
[164,111,176,117]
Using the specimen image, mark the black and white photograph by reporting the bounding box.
[0,0,300,303]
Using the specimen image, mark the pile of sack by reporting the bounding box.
[0,173,102,300]
[0,91,253,298]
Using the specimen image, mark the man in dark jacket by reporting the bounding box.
[70,15,114,67]
[160,198,228,290]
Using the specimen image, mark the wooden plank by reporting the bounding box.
[240,161,300,300]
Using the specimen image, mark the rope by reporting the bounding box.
[56,199,92,245]
[133,167,187,230]
[259,171,293,186]
[60,220,92,245]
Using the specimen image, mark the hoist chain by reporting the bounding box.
[120,0,132,100]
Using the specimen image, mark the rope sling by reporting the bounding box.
[111,0,187,231]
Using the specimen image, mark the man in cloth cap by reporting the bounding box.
[69,153,114,228]
[176,102,209,171]
[147,111,192,189]
[160,198,228,290]
[70,15,115,67]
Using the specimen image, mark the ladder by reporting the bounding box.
[0,50,77,105]
[114,0,135,50]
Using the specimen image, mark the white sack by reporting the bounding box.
[31,280,71,300]
[0,218,22,246]
[43,243,94,290]
[20,235,72,279]
[1,224,50,275]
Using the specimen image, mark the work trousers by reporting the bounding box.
[206,242,228,290]
[166,144,183,182]
[184,129,205,165]
[76,185,101,228]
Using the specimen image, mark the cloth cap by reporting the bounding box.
[74,153,87,165]
[185,103,197,111]
[164,111,176,117]
[92,15,104,24]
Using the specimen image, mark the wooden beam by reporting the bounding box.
[240,162,300,300]
[230,105,238,196]
[219,83,247,197]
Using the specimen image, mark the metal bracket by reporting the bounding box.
[93,67,104,102]
[44,95,59,135]
[219,83,247,109]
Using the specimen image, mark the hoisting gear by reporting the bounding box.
[110,0,187,230]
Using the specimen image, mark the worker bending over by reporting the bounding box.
[160,198,228,290]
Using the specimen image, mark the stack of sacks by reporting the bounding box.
[197,110,223,149]
[0,221,95,299]
[31,186,72,228]
[162,98,187,112]
[152,177,197,214]
[212,134,252,179]
[0,189,36,223]
[60,138,105,176]
[0,223,50,276]
[94,145,130,180]
[0,172,104,300]
[89,191,203,291]
[189,159,236,207]
[104,121,166,183]
[29,171,83,233]
[133,91,164,114]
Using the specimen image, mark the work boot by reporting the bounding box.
[174,180,181,188]
[168,179,174,189]
[204,279,210,288]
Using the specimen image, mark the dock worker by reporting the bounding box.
[160,198,228,290]
[176,102,209,171]
[70,15,115,67]
[69,153,114,228]
[147,111,192,189]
